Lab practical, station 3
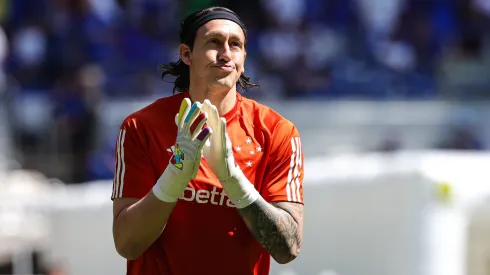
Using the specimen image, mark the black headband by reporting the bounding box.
[181,10,246,45]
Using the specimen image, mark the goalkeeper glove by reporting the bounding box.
[152,98,212,203]
[202,100,260,208]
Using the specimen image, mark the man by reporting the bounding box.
[111,6,304,275]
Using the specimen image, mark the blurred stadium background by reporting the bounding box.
[2,0,490,274]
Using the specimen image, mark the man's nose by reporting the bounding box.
[218,43,232,62]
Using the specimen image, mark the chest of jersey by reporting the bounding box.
[149,118,268,207]
[149,118,268,255]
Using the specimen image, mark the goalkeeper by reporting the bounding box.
[111,6,304,275]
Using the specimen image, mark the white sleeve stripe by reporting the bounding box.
[298,137,302,168]
[292,137,301,202]
[113,129,126,199]
[117,129,127,198]
[287,137,302,203]
[112,129,122,198]
[286,138,296,202]
[294,137,302,202]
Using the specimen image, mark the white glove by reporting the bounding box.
[202,100,259,208]
[152,98,212,202]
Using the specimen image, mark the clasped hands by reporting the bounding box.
[154,98,259,208]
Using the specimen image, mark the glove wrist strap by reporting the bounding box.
[152,184,179,203]
[152,165,189,203]
[221,172,260,209]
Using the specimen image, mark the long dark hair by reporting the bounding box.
[159,7,259,94]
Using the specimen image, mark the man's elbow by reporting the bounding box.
[114,239,144,260]
[272,246,301,264]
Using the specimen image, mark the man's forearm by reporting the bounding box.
[113,192,176,260]
[237,197,303,264]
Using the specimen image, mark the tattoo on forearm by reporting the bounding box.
[238,198,303,263]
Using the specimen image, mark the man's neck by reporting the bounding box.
[188,87,237,116]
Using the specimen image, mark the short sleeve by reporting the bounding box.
[111,116,157,200]
[261,121,304,204]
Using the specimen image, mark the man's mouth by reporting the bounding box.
[214,64,234,72]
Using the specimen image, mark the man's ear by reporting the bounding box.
[180,44,192,66]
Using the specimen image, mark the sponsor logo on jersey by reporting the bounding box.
[180,186,236,208]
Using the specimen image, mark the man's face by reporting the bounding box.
[182,19,246,91]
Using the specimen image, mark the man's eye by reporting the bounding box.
[208,39,219,44]
[231,42,242,47]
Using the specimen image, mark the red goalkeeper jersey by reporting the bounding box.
[111,91,304,275]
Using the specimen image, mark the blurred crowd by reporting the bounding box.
[2,0,490,99]
[0,0,489,183]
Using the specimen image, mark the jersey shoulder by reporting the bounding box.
[239,95,298,136]
[121,93,185,131]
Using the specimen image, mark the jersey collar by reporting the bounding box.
[183,90,241,122]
